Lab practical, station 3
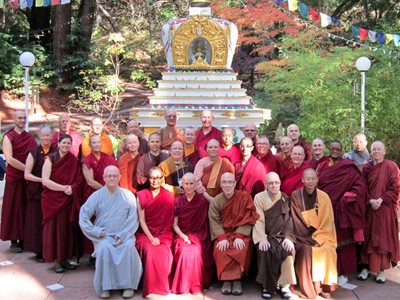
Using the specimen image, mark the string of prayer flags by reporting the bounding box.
[0,0,69,8]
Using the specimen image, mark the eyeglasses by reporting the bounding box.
[240,145,253,149]
[256,143,269,146]
[149,176,163,181]
[244,129,256,132]
[330,148,342,151]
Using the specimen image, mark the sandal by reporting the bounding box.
[221,281,232,295]
[232,280,242,296]
[261,287,272,299]
[54,264,64,273]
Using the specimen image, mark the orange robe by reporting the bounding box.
[118,152,143,194]
[81,132,114,159]
[209,190,259,280]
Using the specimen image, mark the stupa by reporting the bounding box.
[130,0,271,136]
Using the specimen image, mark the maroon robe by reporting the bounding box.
[362,160,400,269]
[295,140,312,162]
[83,152,118,200]
[42,151,84,262]
[281,163,309,196]
[194,126,222,158]
[136,187,175,297]
[310,156,329,172]
[318,158,367,275]
[172,193,213,294]
[234,155,267,198]
[51,130,83,158]
[219,146,241,164]
[256,150,287,179]
[24,144,57,254]
[0,129,37,241]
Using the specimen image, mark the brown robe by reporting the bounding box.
[209,190,259,280]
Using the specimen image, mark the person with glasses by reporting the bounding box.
[317,140,367,287]
[41,134,84,273]
[209,172,259,296]
[135,167,175,297]
[156,108,184,151]
[158,141,194,197]
[255,136,287,179]
[253,172,296,300]
[194,110,222,158]
[81,117,114,160]
[291,168,337,299]
[234,137,266,198]
[79,166,142,299]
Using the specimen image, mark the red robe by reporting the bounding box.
[318,158,367,275]
[310,156,329,172]
[172,193,212,294]
[234,155,267,198]
[136,187,175,297]
[295,140,312,162]
[83,152,118,200]
[201,157,235,197]
[257,150,287,179]
[24,144,57,254]
[219,146,241,164]
[194,126,222,159]
[0,129,37,241]
[118,151,143,193]
[281,163,309,196]
[209,190,259,280]
[362,160,400,269]
[42,151,84,262]
[51,130,83,158]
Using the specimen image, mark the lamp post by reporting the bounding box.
[355,56,371,133]
[19,52,36,131]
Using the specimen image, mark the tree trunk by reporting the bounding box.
[98,4,121,33]
[78,0,97,54]
[53,3,72,82]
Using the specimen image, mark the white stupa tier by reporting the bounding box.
[130,5,271,135]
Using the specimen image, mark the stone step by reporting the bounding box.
[148,95,251,105]
[157,80,243,89]
[153,88,247,97]
[161,72,238,81]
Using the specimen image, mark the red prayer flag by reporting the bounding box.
[309,7,319,21]
[52,0,61,5]
[359,28,368,41]
[10,0,19,9]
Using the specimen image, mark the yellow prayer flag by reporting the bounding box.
[385,34,394,44]
[288,0,298,11]
[36,0,44,6]
[342,21,350,32]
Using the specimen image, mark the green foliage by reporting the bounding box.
[255,30,400,161]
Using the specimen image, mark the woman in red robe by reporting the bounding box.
[172,173,213,294]
[42,134,84,273]
[136,167,175,297]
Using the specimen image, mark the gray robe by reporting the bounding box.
[79,186,143,294]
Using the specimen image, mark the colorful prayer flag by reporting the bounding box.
[0,0,3,9]
[52,0,61,5]
[61,0,70,3]
[377,32,385,45]
[359,28,368,41]
[385,34,393,45]
[26,0,33,7]
[368,31,377,42]
[19,0,26,8]
[36,0,44,7]
[288,0,298,11]
[275,0,285,4]
[10,0,19,9]
[309,7,319,21]
[393,34,400,47]
[298,2,309,19]
[44,0,51,6]
[352,26,360,39]
[320,13,332,27]
[341,21,350,31]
